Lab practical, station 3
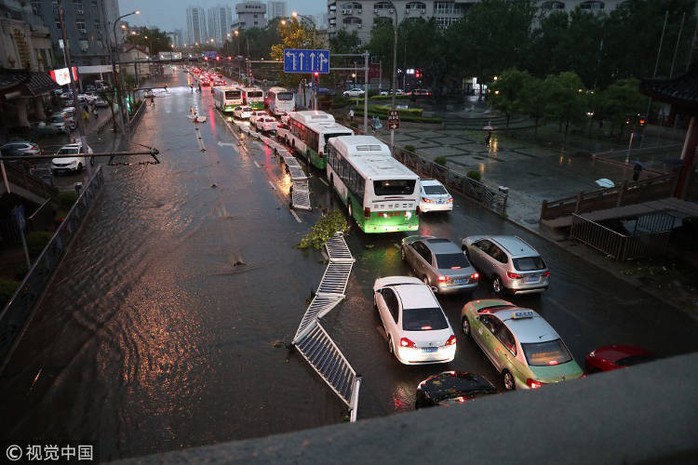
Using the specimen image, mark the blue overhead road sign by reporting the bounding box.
[284,49,330,74]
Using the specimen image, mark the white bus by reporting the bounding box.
[213,86,243,113]
[285,110,353,170]
[242,86,265,109]
[265,86,295,116]
[326,135,420,233]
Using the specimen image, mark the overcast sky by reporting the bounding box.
[118,0,321,32]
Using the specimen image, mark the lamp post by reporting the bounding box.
[387,2,398,153]
[112,9,140,134]
[292,11,318,110]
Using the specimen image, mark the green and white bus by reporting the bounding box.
[242,86,265,109]
[213,86,243,113]
[285,111,353,170]
[326,135,420,233]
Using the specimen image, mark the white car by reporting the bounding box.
[418,179,454,213]
[51,142,93,175]
[343,88,365,98]
[249,110,268,126]
[373,276,457,365]
[233,106,253,119]
[255,116,278,133]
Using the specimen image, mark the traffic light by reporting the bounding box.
[415,69,421,79]
[216,56,220,62]
[313,72,319,84]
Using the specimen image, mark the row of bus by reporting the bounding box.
[213,85,295,116]
[279,110,421,234]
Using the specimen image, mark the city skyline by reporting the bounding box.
[118,0,320,33]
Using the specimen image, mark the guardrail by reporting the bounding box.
[394,149,508,215]
[541,173,677,221]
[569,212,672,261]
[0,166,104,371]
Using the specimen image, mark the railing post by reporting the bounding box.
[617,180,628,207]
[574,192,583,213]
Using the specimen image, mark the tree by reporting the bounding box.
[270,16,323,87]
[596,78,647,137]
[489,68,532,127]
[125,27,171,56]
[543,71,587,134]
[520,76,547,137]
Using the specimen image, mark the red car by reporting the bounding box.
[585,345,655,373]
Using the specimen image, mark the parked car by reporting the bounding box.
[379,89,405,96]
[585,345,656,373]
[48,115,72,134]
[401,235,479,295]
[411,88,432,96]
[317,87,336,96]
[419,179,453,213]
[94,97,109,108]
[255,116,278,133]
[51,142,93,175]
[461,235,550,295]
[343,87,365,98]
[0,141,42,157]
[415,371,497,409]
[233,105,253,119]
[143,89,154,98]
[373,276,457,365]
[249,110,268,126]
[461,299,584,390]
[275,122,290,141]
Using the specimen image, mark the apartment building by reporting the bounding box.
[186,6,208,45]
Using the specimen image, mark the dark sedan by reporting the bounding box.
[416,371,497,409]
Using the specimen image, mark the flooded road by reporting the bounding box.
[2,72,697,461]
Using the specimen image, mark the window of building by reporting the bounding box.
[343,17,362,26]
[580,1,604,10]
[542,1,565,9]
[406,2,427,13]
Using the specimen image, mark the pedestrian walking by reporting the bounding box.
[485,132,491,146]
[348,108,355,123]
[164,84,168,93]
[632,162,643,181]
[198,83,202,93]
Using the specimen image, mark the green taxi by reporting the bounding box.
[461,299,584,390]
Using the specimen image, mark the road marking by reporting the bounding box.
[217,141,235,147]
[268,180,275,190]
[290,210,302,223]
[254,160,261,168]
[318,178,328,187]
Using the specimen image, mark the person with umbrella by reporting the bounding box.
[632,161,644,181]
[483,121,494,146]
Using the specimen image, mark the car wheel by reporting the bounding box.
[77,163,83,173]
[461,316,471,336]
[492,276,503,294]
[502,370,515,391]
[387,335,394,354]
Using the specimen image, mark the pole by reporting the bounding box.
[390,4,398,153]
[363,51,369,133]
[669,12,686,78]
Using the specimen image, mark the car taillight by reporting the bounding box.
[437,275,451,283]
[447,198,453,203]
[470,272,479,281]
[364,207,370,218]
[400,337,416,348]
[543,271,551,277]
[526,378,545,389]
[422,197,433,203]
[445,335,457,346]
[507,272,523,279]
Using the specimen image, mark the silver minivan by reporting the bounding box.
[461,235,550,295]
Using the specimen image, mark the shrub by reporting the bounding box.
[404,144,416,154]
[0,279,20,307]
[57,191,78,210]
[298,209,350,250]
[434,156,447,166]
[26,231,53,259]
[466,170,482,182]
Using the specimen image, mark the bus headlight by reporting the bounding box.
[405,211,412,220]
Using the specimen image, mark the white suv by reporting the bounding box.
[51,142,93,175]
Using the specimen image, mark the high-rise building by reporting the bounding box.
[208,5,233,46]
[186,6,208,45]
[236,1,267,30]
[26,0,119,66]
[267,1,287,21]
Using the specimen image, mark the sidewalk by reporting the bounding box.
[369,112,698,318]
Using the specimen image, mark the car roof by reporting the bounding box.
[391,282,439,309]
[420,179,444,187]
[421,237,461,255]
[489,307,559,343]
[472,235,539,258]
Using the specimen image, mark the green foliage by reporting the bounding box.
[404,144,416,154]
[434,156,447,166]
[542,71,587,133]
[490,68,533,126]
[57,191,78,210]
[26,231,52,259]
[467,170,482,182]
[298,210,350,250]
[596,78,646,136]
[0,279,20,307]
[125,27,172,56]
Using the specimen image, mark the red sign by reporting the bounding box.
[49,66,78,86]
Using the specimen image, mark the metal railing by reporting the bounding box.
[0,166,105,370]
[394,149,508,215]
[292,233,361,422]
[569,212,673,261]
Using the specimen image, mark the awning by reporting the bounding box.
[640,62,698,116]
[0,67,59,99]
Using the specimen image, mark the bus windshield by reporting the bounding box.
[277,92,293,101]
[225,90,241,99]
[373,179,416,196]
[247,91,263,98]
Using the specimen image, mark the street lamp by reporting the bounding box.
[386,2,399,152]
[112,9,140,133]
[292,12,318,110]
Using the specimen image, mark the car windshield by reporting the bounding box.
[513,256,546,271]
[423,184,448,195]
[402,307,448,331]
[521,339,572,366]
[435,253,469,270]
[57,148,80,155]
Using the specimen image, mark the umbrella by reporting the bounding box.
[595,178,615,188]
[482,124,494,131]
